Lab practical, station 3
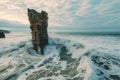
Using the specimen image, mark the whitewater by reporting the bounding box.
[0,32,120,80]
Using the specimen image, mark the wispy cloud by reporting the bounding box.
[0,0,120,31]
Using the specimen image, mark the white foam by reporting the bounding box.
[0,33,120,80]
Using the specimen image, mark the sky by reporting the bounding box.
[0,0,120,32]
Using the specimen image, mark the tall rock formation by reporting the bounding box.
[27,8,48,55]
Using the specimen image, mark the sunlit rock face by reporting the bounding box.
[27,8,48,55]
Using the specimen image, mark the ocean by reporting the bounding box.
[0,32,120,80]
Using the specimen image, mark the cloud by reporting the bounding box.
[0,0,120,32]
[76,0,92,16]
[0,19,29,32]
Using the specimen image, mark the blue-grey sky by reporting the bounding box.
[0,0,120,32]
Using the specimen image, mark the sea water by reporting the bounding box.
[0,32,120,80]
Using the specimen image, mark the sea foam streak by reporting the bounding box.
[0,33,120,80]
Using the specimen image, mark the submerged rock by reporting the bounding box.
[110,75,120,80]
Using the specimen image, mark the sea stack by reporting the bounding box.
[27,8,49,55]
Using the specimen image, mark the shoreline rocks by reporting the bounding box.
[0,32,5,38]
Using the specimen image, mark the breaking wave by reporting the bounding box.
[0,36,120,80]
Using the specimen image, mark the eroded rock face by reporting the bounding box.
[27,8,48,55]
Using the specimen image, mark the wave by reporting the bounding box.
[0,37,120,80]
